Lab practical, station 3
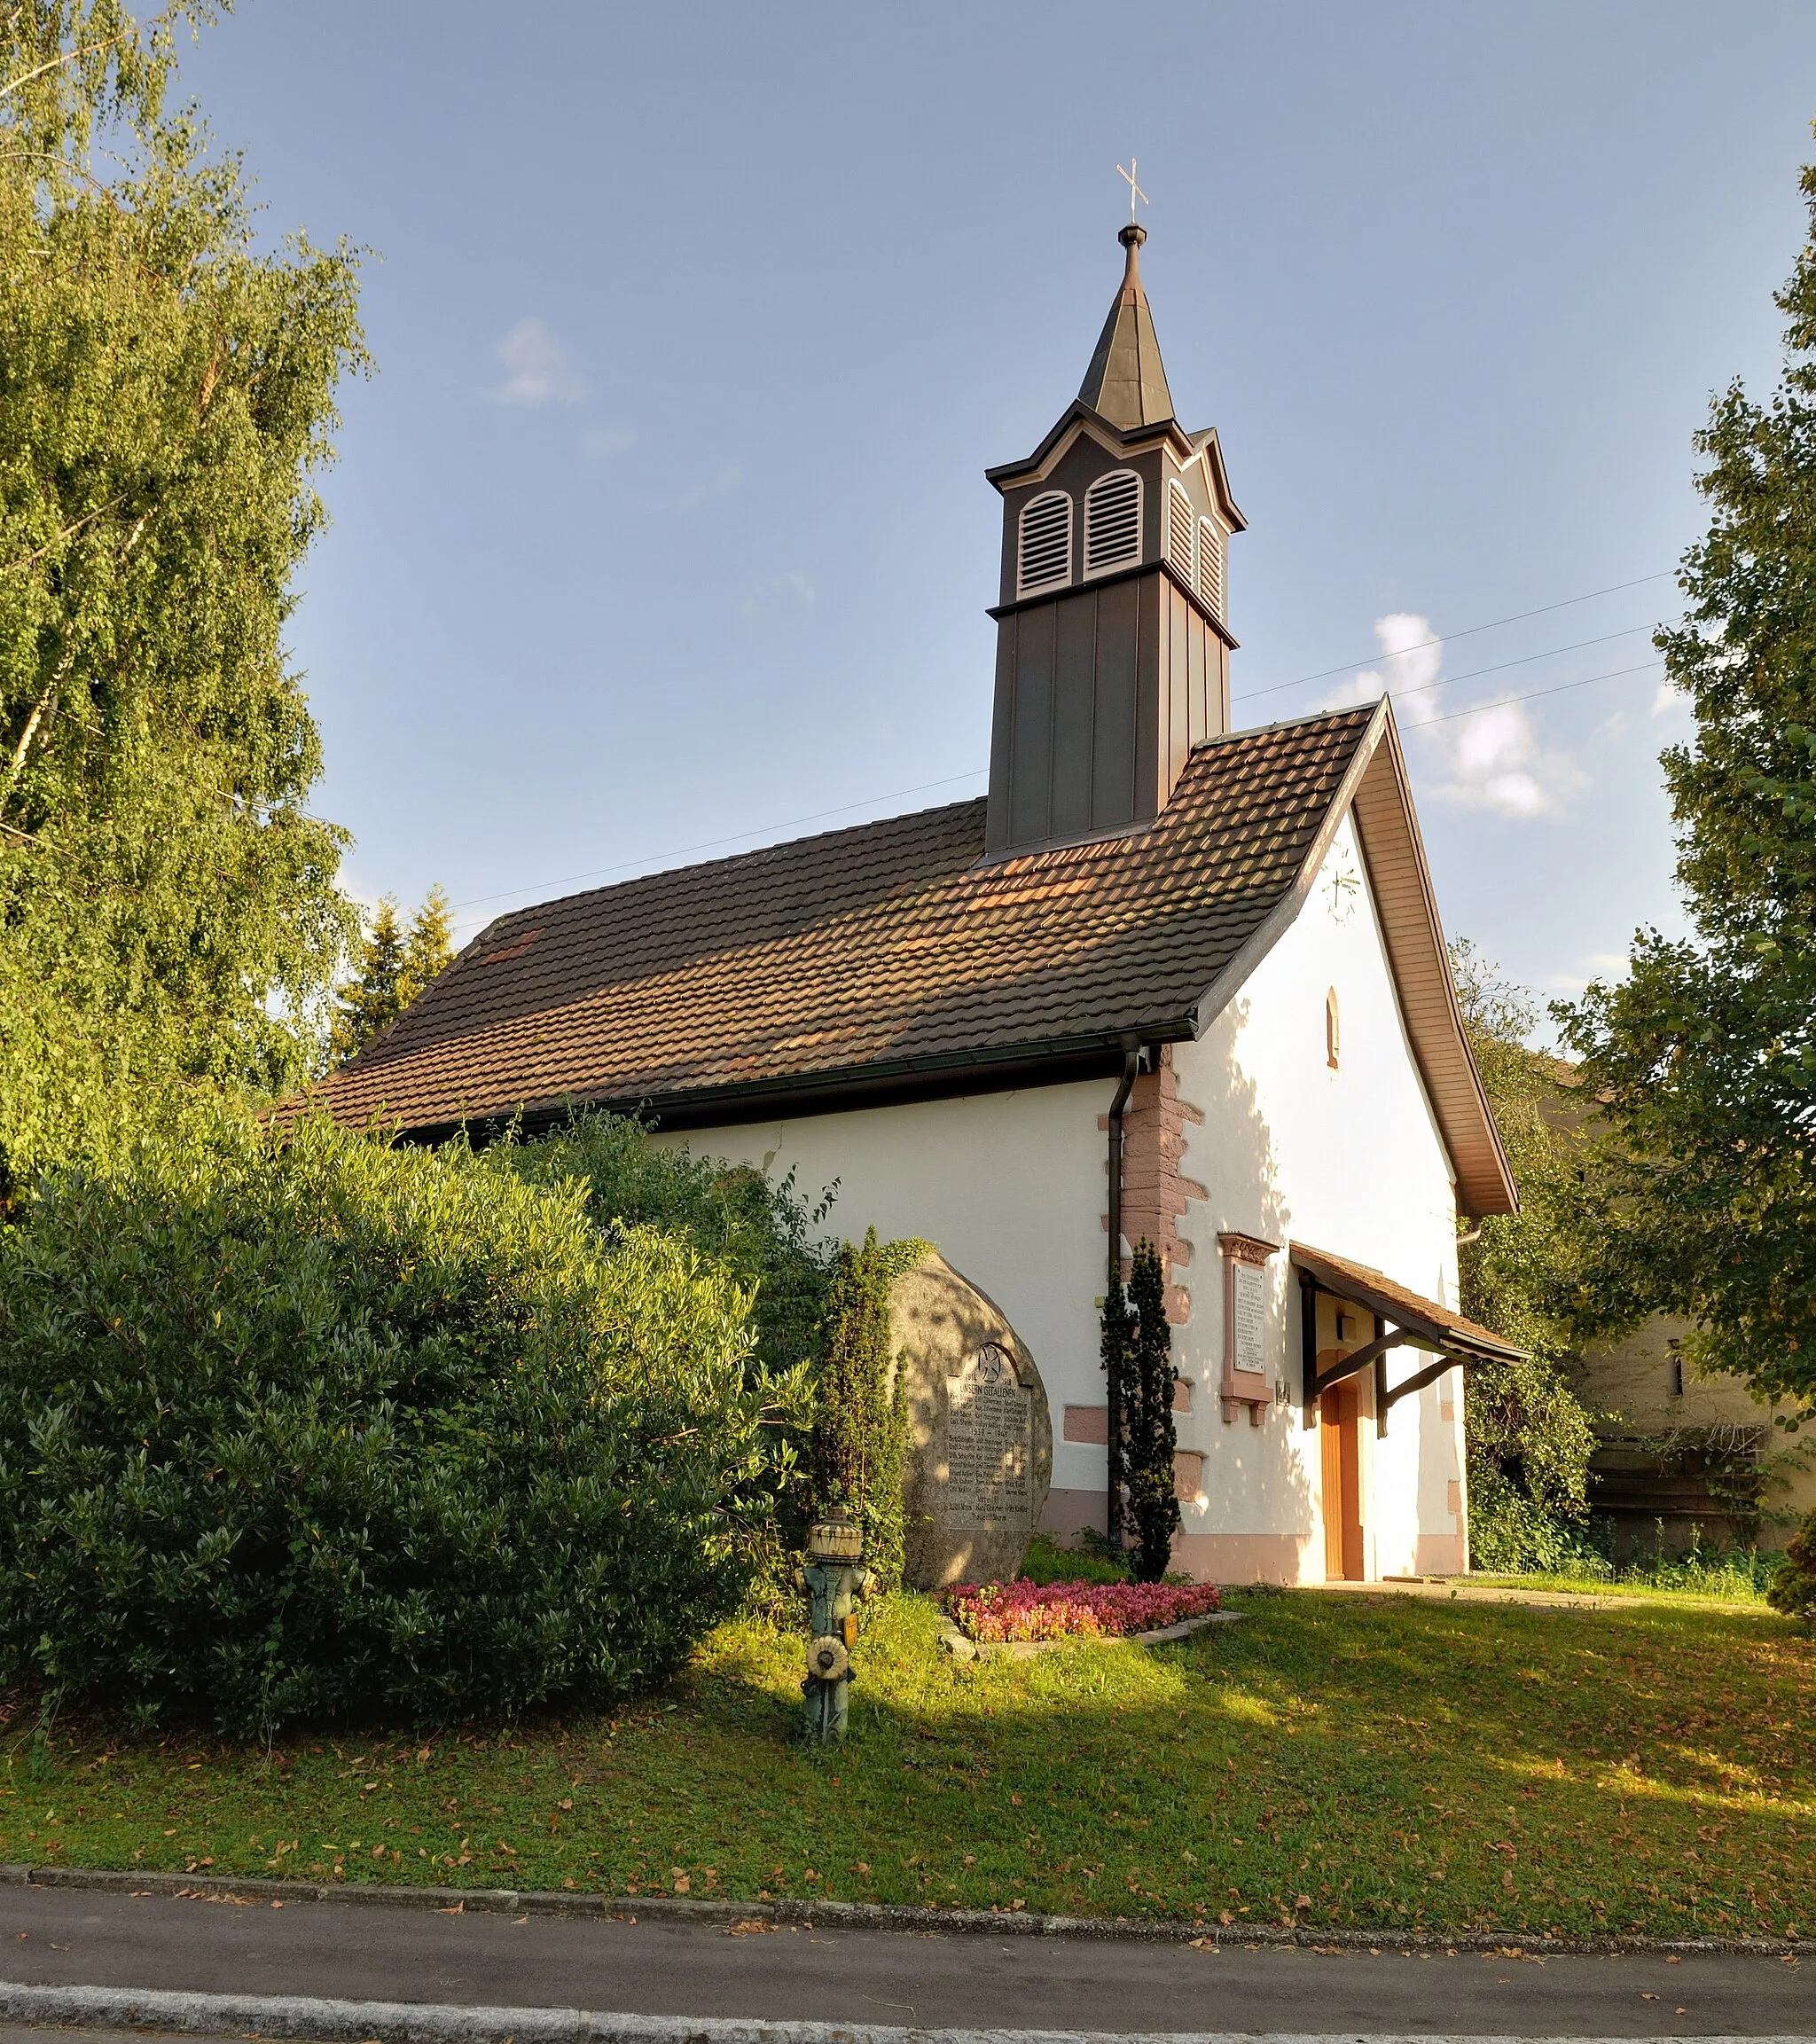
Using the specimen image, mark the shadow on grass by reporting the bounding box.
[0,1586,1808,1939]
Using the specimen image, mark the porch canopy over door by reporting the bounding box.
[1292,1241,1527,1434]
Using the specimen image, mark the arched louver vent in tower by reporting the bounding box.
[1166,479,1196,583]
[1083,469,1142,576]
[1016,489,1073,599]
[1197,517,1225,620]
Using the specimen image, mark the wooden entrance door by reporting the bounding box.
[1319,1383,1365,1581]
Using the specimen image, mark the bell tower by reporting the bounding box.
[983,223,1245,858]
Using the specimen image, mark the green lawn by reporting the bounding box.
[2,1586,1810,1939]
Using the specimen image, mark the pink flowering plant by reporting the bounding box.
[945,1576,1220,1644]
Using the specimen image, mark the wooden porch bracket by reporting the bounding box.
[1377,1350,1462,1435]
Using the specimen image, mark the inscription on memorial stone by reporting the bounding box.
[890,1253,1053,1588]
[944,1344,1033,1533]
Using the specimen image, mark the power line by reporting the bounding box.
[449,766,990,915]
[1402,659,1663,730]
[1236,623,1651,709]
[1234,570,1672,704]
[452,583,1677,920]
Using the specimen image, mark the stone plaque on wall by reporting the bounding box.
[1232,1260,1267,1377]
[889,1252,1052,1589]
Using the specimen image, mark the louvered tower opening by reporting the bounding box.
[1016,489,1073,599]
[1197,517,1225,620]
[1166,479,1196,584]
[1084,469,1142,576]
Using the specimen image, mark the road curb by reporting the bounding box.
[0,1985,1803,2044]
[0,1862,1801,1959]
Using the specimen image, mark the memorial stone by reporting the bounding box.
[888,1250,1052,1588]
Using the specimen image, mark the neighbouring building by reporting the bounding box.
[1571,1321,1816,1559]
[302,221,1525,1584]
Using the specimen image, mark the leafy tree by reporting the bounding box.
[1557,142,1816,1438]
[1451,942,1600,1570]
[330,885,453,1066]
[0,1,364,1186]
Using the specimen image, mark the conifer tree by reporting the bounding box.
[402,883,454,1001]
[330,897,404,1066]
[1561,140,1816,1430]
[330,887,453,1066]
[1125,1241,1180,1582]
[0,2,365,1181]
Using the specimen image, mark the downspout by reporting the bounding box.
[1105,1045,1141,1551]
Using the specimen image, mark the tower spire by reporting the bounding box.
[1076,222,1175,431]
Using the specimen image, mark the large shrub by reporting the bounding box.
[500,1112,834,1378]
[0,1113,771,1733]
[1766,1510,1816,1626]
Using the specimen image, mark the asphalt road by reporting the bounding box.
[0,1883,1805,2038]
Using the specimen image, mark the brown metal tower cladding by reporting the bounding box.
[983,223,1246,858]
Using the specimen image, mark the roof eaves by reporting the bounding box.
[984,403,1201,492]
[372,1016,1203,1147]
[1350,707,1518,1219]
[1291,1240,1528,1364]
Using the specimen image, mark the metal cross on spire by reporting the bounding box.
[1116,159,1148,223]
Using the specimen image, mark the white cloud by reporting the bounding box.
[738,569,815,619]
[1423,698,1590,818]
[1319,611,1443,711]
[489,317,587,407]
[580,425,636,460]
[1327,609,1587,817]
[1653,679,1689,716]
[1541,952,1632,999]
[674,461,743,512]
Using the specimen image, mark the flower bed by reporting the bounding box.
[945,1577,1222,1644]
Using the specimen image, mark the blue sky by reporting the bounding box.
[181,2,1816,1033]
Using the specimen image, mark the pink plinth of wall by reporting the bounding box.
[1170,1532,1318,1586]
[1414,1532,1468,1576]
[1040,1488,1319,1586]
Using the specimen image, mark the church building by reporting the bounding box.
[309,221,1522,1585]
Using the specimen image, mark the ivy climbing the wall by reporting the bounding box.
[811,1227,927,1591]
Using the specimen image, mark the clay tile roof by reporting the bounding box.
[295,707,1375,1136]
[1291,1241,1528,1364]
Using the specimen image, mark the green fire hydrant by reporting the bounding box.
[797,1508,872,1743]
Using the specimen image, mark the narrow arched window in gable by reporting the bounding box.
[1016,489,1072,599]
[1084,468,1142,576]
[1166,478,1195,583]
[1326,986,1341,1070]
[1198,516,1225,620]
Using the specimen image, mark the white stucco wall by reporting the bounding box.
[659,805,1468,1586]
[1164,810,1466,1583]
[649,1081,1114,1449]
